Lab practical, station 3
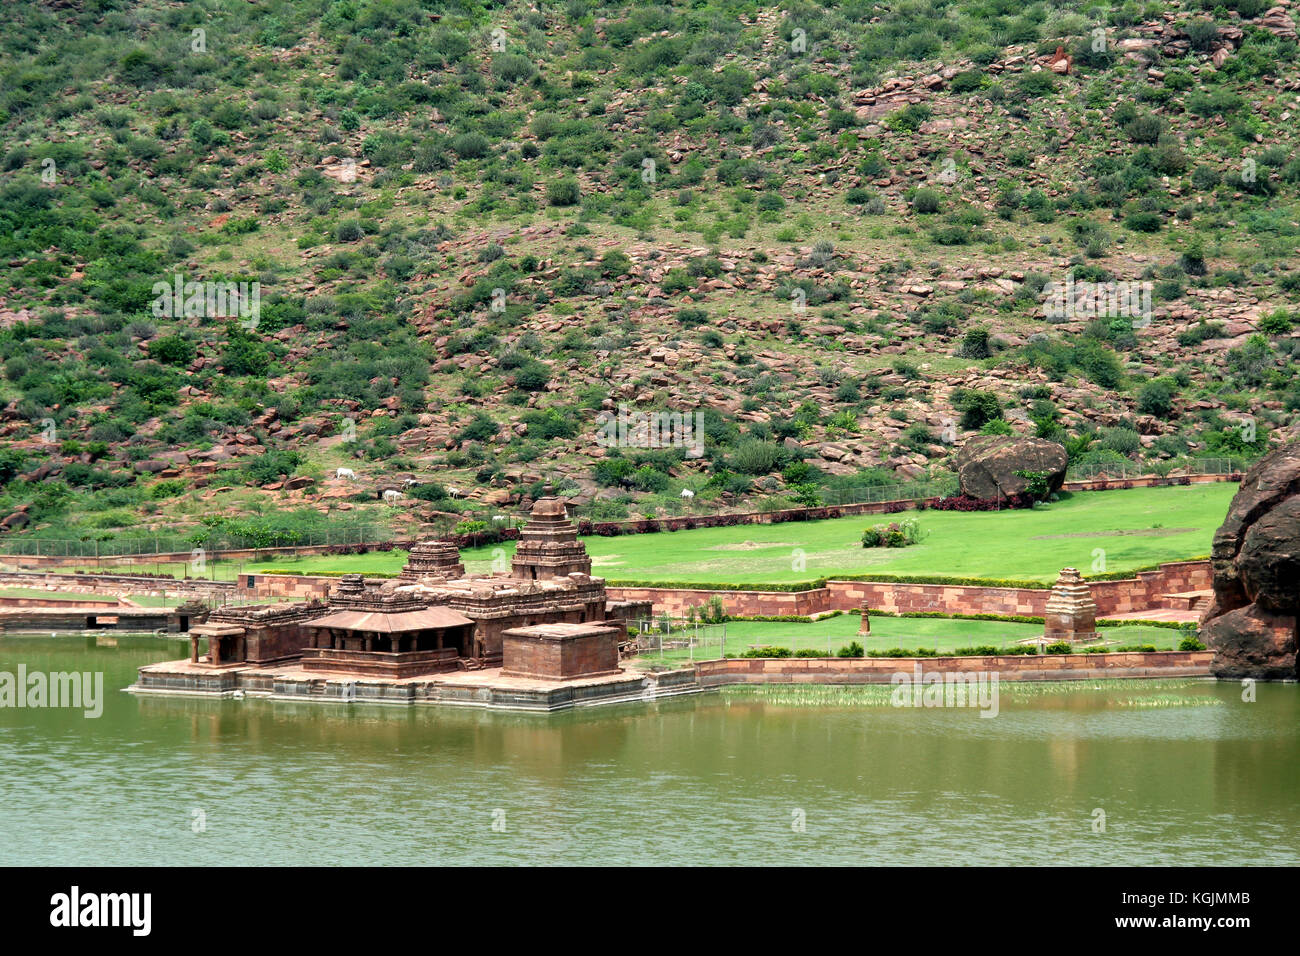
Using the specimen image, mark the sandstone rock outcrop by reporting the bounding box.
[955,436,1068,501]
[1203,441,1300,679]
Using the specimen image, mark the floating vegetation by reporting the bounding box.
[721,685,898,707]
[1112,696,1222,709]
[980,678,1213,697]
[719,679,1221,709]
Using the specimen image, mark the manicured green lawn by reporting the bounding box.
[631,613,1185,665]
[0,588,187,607]
[246,484,1233,586]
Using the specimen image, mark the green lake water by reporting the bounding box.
[1,634,1296,866]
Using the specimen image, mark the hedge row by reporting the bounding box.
[610,562,1207,591]
[726,611,846,622]
[607,574,1056,590]
[575,507,846,537]
[733,644,1200,659]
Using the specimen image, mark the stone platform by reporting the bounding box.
[128,658,705,713]
[0,605,182,633]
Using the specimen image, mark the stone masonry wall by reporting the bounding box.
[609,560,1211,619]
[696,649,1214,683]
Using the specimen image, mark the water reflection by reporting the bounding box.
[0,636,1295,865]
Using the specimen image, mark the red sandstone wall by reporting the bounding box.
[605,586,834,618]
[245,621,312,664]
[826,580,1048,616]
[0,595,122,608]
[0,571,231,597]
[695,650,1214,683]
[237,573,333,601]
[609,560,1211,619]
[1088,561,1211,616]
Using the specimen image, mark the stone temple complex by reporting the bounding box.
[146,499,654,704]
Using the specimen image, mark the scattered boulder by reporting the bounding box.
[1203,440,1300,679]
[955,436,1068,500]
[1204,605,1297,681]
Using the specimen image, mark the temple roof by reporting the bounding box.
[305,607,474,633]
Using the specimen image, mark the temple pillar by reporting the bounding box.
[190,635,199,664]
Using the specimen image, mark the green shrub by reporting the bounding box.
[146,336,195,367]
[1017,72,1057,97]
[730,439,784,475]
[953,388,1002,430]
[1124,211,1162,233]
[1259,310,1294,336]
[1137,380,1175,417]
[547,178,580,206]
[912,188,943,214]
[1184,19,1220,52]
[742,646,793,658]
[451,132,490,159]
[958,327,991,359]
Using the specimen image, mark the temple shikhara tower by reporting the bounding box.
[511,497,593,579]
[1043,567,1100,644]
[166,498,648,686]
[399,539,466,581]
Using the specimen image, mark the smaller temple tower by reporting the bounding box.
[1043,567,1099,644]
[511,497,592,579]
[400,539,466,581]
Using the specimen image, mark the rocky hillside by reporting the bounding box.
[1,0,1299,546]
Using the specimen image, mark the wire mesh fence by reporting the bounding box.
[0,524,394,558]
[818,477,960,508]
[630,617,727,663]
[1064,457,1243,481]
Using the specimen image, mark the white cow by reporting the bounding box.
[491,515,508,522]
[447,487,461,499]
[402,478,421,488]
[336,467,356,480]
[382,489,403,504]
[680,488,695,499]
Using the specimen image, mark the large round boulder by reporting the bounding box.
[955,436,1068,501]
[1203,604,1298,681]
[1209,440,1300,609]
[1238,497,1300,612]
[1204,440,1300,679]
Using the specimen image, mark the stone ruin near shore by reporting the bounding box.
[1202,441,1300,680]
[186,498,650,681]
[1043,568,1099,645]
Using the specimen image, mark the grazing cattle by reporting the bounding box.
[382,489,403,504]
[402,478,421,488]
[335,468,356,480]
[447,487,461,499]
[491,514,508,522]
[680,488,695,499]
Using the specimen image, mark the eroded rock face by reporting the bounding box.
[1204,441,1300,679]
[955,436,1068,500]
[1204,605,1298,681]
